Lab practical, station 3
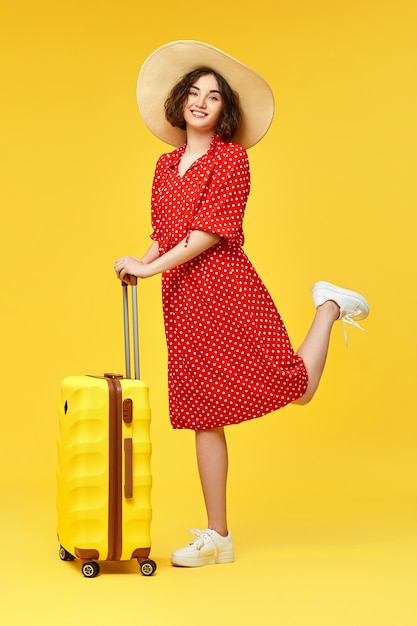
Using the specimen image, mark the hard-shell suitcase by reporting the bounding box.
[56,284,156,578]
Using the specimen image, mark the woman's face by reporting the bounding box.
[182,73,223,134]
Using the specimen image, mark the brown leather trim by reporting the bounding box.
[132,547,151,560]
[106,377,123,561]
[75,548,99,560]
[124,438,133,498]
[123,398,133,424]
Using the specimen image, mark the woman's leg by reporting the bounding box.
[195,427,229,536]
[293,300,339,405]
[294,280,370,404]
[171,426,233,566]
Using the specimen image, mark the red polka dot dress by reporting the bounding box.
[151,134,308,430]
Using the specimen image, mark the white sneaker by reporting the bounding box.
[171,529,234,567]
[312,281,370,342]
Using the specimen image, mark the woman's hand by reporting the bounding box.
[114,255,152,283]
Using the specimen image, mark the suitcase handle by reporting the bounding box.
[124,438,133,498]
[122,283,140,380]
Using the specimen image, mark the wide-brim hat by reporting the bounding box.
[137,40,274,149]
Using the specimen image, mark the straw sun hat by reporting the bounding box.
[136,40,274,149]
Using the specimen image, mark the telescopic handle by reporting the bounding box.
[122,282,140,380]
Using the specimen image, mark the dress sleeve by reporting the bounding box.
[191,145,250,246]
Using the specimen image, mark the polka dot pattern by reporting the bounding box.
[150,135,308,430]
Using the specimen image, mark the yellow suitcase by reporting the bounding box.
[56,284,155,578]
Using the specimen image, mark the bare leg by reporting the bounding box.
[293,300,339,405]
[195,427,228,537]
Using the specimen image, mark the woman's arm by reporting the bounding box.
[114,230,220,282]
[140,240,160,264]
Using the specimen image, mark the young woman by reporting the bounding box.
[114,41,369,567]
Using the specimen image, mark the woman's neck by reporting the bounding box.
[184,129,215,158]
[178,132,215,178]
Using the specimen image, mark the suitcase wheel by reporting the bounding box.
[82,561,100,578]
[139,559,157,576]
[59,546,75,561]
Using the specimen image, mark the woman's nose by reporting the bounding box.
[195,95,207,108]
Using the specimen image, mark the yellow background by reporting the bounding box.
[1,1,416,624]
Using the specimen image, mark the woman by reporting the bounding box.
[114,41,369,567]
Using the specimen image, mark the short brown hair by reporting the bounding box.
[164,67,242,141]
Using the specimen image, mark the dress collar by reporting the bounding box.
[169,134,222,168]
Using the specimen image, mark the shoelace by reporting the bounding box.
[340,311,366,346]
[188,528,211,550]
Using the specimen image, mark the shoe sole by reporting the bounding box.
[312,281,370,319]
[171,551,234,568]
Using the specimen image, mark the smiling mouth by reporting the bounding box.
[191,110,207,118]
